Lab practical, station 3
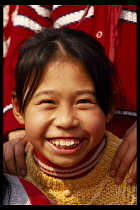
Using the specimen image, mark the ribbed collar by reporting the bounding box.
[33,137,106,179]
[25,131,122,191]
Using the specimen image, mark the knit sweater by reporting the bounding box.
[3,5,137,140]
[24,131,137,205]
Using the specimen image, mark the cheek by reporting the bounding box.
[83,111,106,137]
[24,110,48,140]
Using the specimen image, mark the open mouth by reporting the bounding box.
[46,138,84,149]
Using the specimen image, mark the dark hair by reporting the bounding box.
[15,27,121,115]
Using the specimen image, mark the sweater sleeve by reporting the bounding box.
[3,5,53,137]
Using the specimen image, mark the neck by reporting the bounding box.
[34,137,106,179]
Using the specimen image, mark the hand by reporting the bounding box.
[8,129,27,141]
[110,122,137,184]
[3,130,30,176]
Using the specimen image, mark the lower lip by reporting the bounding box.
[45,139,86,155]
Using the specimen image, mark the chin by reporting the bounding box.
[52,158,80,168]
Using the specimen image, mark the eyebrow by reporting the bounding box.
[75,90,96,96]
[34,90,56,98]
[34,90,96,98]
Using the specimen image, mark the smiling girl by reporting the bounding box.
[12,28,136,205]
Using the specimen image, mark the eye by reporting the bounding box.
[76,99,96,110]
[39,100,56,109]
[77,99,93,104]
[41,100,55,104]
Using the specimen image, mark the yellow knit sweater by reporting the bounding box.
[25,131,137,205]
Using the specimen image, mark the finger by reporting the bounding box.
[3,145,9,173]
[8,129,26,141]
[110,140,129,176]
[115,145,136,184]
[15,147,27,176]
[3,139,20,175]
[24,141,31,153]
[14,136,29,176]
[127,158,137,185]
[3,158,7,173]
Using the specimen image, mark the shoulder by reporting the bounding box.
[105,130,123,149]
[4,174,52,205]
[3,174,31,205]
[105,131,136,178]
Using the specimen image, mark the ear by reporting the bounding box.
[105,105,115,124]
[12,95,25,125]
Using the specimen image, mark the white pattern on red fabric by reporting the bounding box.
[34,138,106,178]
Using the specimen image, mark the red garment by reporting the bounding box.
[18,177,52,205]
[34,136,106,179]
[3,5,137,139]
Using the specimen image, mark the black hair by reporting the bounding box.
[15,27,122,115]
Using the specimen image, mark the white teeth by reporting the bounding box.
[55,141,59,146]
[65,141,71,146]
[75,140,80,145]
[50,139,82,147]
[70,140,75,145]
[60,140,66,146]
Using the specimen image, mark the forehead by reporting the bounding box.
[37,59,95,90]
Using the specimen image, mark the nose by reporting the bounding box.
[53,106,79,130]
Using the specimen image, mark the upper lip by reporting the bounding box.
[46,135,86,139]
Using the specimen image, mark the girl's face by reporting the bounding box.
[14,59,113,167]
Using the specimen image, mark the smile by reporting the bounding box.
[46,138,84,149]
